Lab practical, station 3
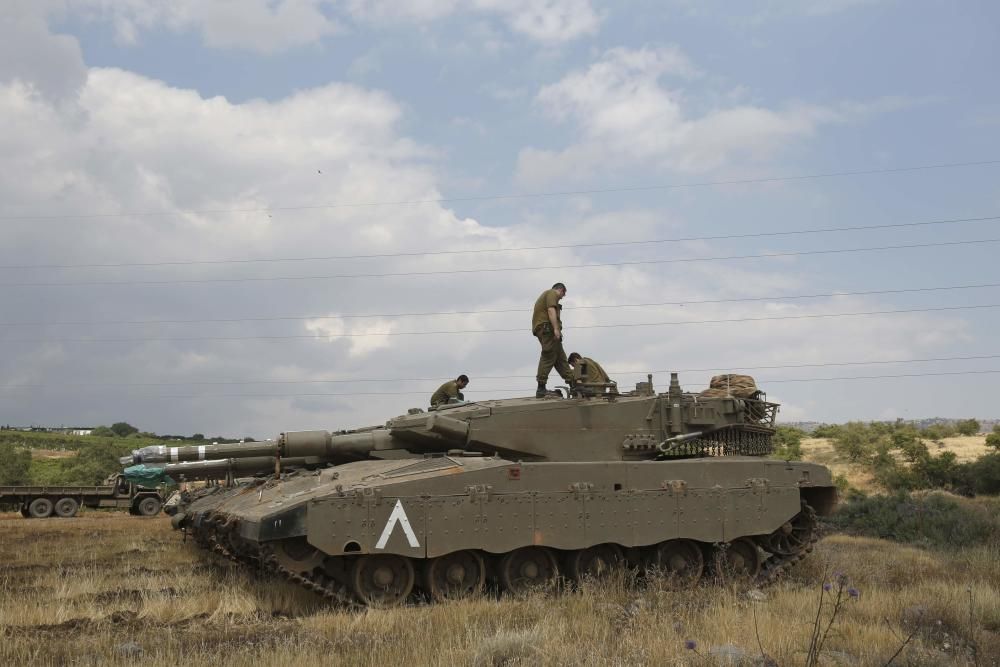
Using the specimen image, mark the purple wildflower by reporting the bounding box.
[685,640,698,650]
[848,588,860,599]
[823,582,832,592]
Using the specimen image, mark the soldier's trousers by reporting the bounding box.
[535,326,573,385]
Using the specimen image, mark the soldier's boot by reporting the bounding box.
[535,382,547,398]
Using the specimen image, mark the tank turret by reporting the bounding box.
[132,374,776,469]
[171,373,835,607]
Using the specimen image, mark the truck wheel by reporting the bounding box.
[54,497,80,518]
[136,497,162,517]
[28,498,54,518]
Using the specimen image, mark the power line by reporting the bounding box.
[4,237,999,288]
[2,159,998,222]
[3,281,998,328]
[5,303,998,343]
[763,369,1000,384]
[4,370,992,399]
[3,214,997,270]
[3,353,998,389]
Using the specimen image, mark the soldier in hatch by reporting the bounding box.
[531,282,574,398]
[568,352,613,387]
[430,374,469,407]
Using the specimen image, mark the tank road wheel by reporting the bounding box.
[645,539,704,589]
[28,498,54,519]
[499,547,559,595]
[54,497,80,518]
[350,554,415,607]
[271,537,326,577]
[423,550,486,602]
[565,543,624,582]
[712,538,761,579]
[757,502,818,556]
[136,497,162,517]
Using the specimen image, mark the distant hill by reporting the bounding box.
[784,418,998,434]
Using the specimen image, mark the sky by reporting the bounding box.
[1,0,999,438]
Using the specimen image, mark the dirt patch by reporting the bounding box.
[30,449,78,459]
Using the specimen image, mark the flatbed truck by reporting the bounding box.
[0,474,164,518]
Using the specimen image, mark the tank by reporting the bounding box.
[171,373,836,606]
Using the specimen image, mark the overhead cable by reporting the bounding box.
[4,303,997,343]
[2,159,999,222]
[3,369,993,399]
[2,353,999,389]
[3,214,997,270]
[3,281,998,327]
[4,238,999,288]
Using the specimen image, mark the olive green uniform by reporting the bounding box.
[572,356,611,385]
[531,289,573,385]
[430,380,464,407]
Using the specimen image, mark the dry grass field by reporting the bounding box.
[1,511,997,666]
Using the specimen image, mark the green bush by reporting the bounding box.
[986,425,1000,452]
[955,419,980,436]
[829,492,1000,548]
[921,422,958,440]
[771,426,804,460]
[0,443,32,485]
[965,453,1000,495]
[812,424,841,438]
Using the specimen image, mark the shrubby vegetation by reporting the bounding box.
[770,425,804,460]
[814,420,1000,496]
[830,492,1000,548]
[0,444,32,485]
[987,424,1000,451]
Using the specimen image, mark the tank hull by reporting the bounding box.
[182,455,835,604]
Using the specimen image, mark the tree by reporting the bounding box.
[955,419,980,437]
[771,426,804,460]
[986,425,1000,452]
[0,443,31,485]
[191,433,205,441]
[110,422,139,437]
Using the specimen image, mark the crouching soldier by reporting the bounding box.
[568,353,614,392]
[430,374,470,407]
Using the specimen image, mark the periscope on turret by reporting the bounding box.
[150,372,835,607]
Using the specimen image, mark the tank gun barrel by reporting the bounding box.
[155,456,323,481]
[124,441,279,466]
[124,429,401,467]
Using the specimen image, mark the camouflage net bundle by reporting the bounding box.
[698,374,760,399]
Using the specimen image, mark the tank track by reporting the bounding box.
[755,503,820,585]
[185,502,819,607]
[190,514,361,608]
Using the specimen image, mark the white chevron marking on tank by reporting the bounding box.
[375,499,420,549]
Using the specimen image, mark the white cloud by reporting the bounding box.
[64,0,599,52]
[346,0,600,42]
[76,0,340,53]
[517,46,844,183]
[0,2,87,99]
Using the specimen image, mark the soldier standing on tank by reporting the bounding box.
[430,374,469,407]
[532,282,573,398]
[568,352,613,386]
